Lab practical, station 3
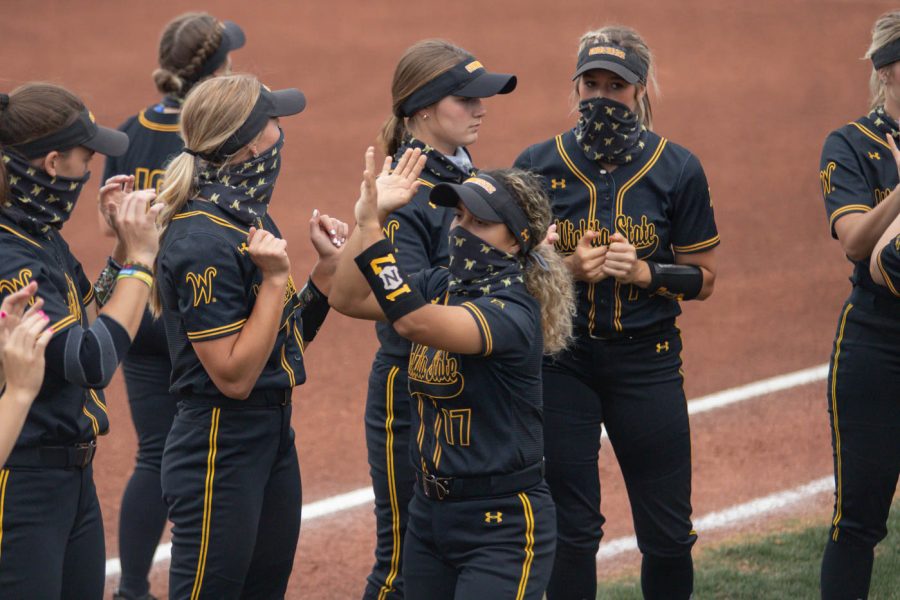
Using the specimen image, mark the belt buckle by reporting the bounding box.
[422,473,449,500]
[75,440,96,468]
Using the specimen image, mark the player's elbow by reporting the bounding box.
[392,315,425,342]
[210,373,254,400]
[694,270,716,301]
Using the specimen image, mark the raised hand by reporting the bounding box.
[98,174,135,232]
[374,147,426,222]
[107,189,163,264]
[309,209,349,259]
[247,226,291,279]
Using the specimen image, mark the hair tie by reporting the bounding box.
[183,147,202,158]
[0,93,9,111]
[528,250,549,271]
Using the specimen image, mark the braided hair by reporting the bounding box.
[152,13,225,100]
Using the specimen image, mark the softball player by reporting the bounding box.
[99,13,246,600]
[152,73,343,599]
[331,147,574,599]
[365,39,516,599]
[0,83,161,598]
[818,11,900,598]
[515,26,719,600]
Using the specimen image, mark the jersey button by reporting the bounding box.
[599,169,607,175]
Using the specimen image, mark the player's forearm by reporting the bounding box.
[212,275,287,399]
[839,189,900,260]
[869,211,900,284]
[99,278,152,338]
[330,225,380,317]
[393,304,483,354]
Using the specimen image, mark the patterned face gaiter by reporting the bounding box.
[574,97,647,165]
[869,105,900,140]
[447,226,524,297]
[196,129,284,226]
[1,151,89,235]
[400,136,475,183]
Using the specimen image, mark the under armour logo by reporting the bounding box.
[551,178,566,189]
[656,341,669,353]
[869,152,881,160]
[484,512,503,524]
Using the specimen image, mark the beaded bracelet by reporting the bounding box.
[122,261,153,276]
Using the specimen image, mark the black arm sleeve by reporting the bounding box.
[45,315,132,388]
[296,277,330,345]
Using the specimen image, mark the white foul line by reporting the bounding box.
[105,363,829,578]
[595,476,833,560]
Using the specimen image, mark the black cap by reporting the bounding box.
[573,43,647,84]
[872,37,900,70]
[203,86,305,161]
[430,174,534,253]
[398,57,517,117]
[9,108,128,159]
[198,20,247,78]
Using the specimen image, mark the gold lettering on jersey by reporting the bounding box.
[0,268,34,305]
[554,218,611,254]
[134,167,166,193]
[409,345,460,385]
[284,276,297,306]
[383,219,400,245]
[185,267,218,306]
[874,187,892,205]
[820,162,836,196]
[484,511,503,524]
[442,408,471,446]
[615,214,659,258]
[64,273,82,323]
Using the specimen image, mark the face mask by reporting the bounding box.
[400,136,475,183]
[574,97,647,165]
[870,105,900,140]
[447,225,524,297]
[1,151,89,235]
[196,129,284,225]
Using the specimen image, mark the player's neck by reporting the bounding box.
[882,98,900,125]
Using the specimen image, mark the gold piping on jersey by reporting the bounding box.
[830,303,852,542]
[829,204,872,231]
[848,122,891,150]
[377,366,402,600]
[82,284,95,306]
[673,234,720,254]
[279,336,296,388]
[876,251,900,297]
[52,314,78,334]
[515,492,536,600]
[191,407,221,599]
[172,210,250,236]
[0,223,42,249]
[82,405,100,437]
[461,301,493,356]
[416,178,435,189]
[432,406,443,470]
[186,318,247,341]
[292,322,305,356]
[0,469,8,563]
[612,138,668,331]
[137,110,180,133]
[89,389,108,417]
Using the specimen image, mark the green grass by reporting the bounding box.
[596,503,900,599]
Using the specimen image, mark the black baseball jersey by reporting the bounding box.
[103,103,183,357]
[820,115,900,300]
[375,147,467,364]
[515,129,719,335]
[406,267,543,478]
[0,215,109,446]
[156,199,306,397]
[874,233,900,297]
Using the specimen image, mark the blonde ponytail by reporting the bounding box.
[150,74,260,316]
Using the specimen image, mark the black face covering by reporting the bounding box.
[1,151,89,235]
[869,105,900,140]
[574,97,647,165]
[447,226,524,297]
[196,129,284,225]
[399,136,475,183]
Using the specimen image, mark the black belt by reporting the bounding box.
[415,461,544,501]
[182,388,292,408]
[588,318,676,341]
[4,440,96,469]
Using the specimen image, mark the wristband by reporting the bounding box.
[296,277,330,344]
[354,238,427,322]
[123,261,153,276]
[93,256,123,307]
[116,268,154,288]
[647,261,703,301]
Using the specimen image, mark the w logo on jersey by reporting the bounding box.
[0,268,34,305]
[820,162,836,196]
[185,266,218,306]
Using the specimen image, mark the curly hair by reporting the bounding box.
[480,168,575,355]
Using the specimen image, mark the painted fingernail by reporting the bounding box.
[0,311,6,319]
[43,315,50,321]
[330,229,337,235]
[38,310,46,317]
[313,209,319,218]
[48,327,54,334]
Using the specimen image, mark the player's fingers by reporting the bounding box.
[380,155,393,178]
[1,281,39,317]
[394,148,413,175]
[400,148,422,179]
[104,174,130,187]
[410,153,427,181]
[248,226,259,245]
[34,328,53,353]
[124,175,135,195]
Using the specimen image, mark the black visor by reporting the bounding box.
[198,20,247,78]
[872,37,900,70]
[398,57,517,117]
[9,108,128,159]
[430,174,534,253]
[204,86,306,161]
[573,43,647,84]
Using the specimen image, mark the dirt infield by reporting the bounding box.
[2,0,898,597]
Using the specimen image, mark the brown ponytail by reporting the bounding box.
[379,39,470,156]
[153,13,224,100]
